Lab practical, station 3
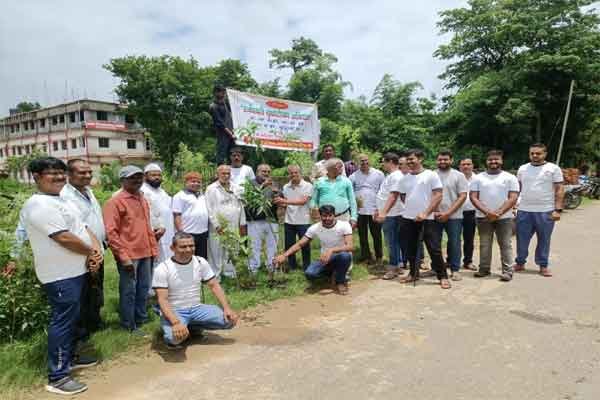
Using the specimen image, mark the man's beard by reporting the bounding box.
[147,180,161,188]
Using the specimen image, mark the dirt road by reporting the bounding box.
[48,204,600,399]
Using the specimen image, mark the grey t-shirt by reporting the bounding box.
[436,168,469,219]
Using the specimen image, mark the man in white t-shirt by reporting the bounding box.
[374,152,405,279]
[398,149,451,289]
[350,153,385,265]
[229,146,255,186]
[173,172,210,259]
[310,143,347,181]
[274,205,354,295]
[434,150,469,281]
[470,150,520,281]
[152,232,238,349]
[514,143,564,277]
[459,158,477,271]
[22,157,103,395]
[275,165,313,270]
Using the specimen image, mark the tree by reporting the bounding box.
[269,37,337,73]
[13,102,41,113]
[104,56,257,168]
[435,0,600,166]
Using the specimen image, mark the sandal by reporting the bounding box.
[399,275,419,284]
[513,264,525,272]
[440,279,451,289]
[382,270,398,280]
[336,284,349,295]
[540,268,553,277]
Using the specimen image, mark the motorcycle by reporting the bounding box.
[564,185,584,210]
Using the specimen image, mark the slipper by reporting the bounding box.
[440,279,451,289]
[399,275,419,284]
[513,264,525,272]
[382,270,398,280]
[540,268,553,277]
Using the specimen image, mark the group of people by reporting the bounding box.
[4,139,564,395]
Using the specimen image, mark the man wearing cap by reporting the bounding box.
[103,165,159,336]
[209,85,236,164]
[140,163,174,264]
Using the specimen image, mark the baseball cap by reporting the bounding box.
[119,165,143,179]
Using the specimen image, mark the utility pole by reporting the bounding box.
[556,80,575,167]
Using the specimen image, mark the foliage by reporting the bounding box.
[435,0,600,167]
[215,214,254,289]
[172,142,216,182]
[241,180,275,222]
[271,150,314,178]
[98,161,122,192]
[269,37,337,73]
[5,149,47,181]
[13,102,41,113]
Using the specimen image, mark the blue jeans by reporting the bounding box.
[117,257,152,330]
[305,252,352,284]
[382,216,402,267]
[434,219,463,272]
[515,211,555,267]
[161,304,234,345]
[284,223,311,270]
[43,274,85,382]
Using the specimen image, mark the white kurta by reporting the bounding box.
[141,183,175,264]
[205,180,246,277]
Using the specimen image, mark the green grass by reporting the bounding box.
[0,231,376,395]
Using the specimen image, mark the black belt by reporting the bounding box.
[335,208,351,217]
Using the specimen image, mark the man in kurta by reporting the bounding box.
[140,163,174,265]
[205,165,247,278]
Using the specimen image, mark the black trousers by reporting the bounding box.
[357,214,383,260]
[191,232,209,259]
[462,210,476,265]
[402,218,447,280]
[78,263,104,338]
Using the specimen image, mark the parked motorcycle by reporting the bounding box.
[564,185,584,209]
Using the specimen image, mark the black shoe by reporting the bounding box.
[474,270,491,278]
[46,377,88,395]
[71,355,98,371]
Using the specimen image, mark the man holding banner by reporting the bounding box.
[209,85,236,164]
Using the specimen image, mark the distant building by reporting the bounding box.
[0,99,153,181]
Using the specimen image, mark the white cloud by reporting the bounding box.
[0,0,466,114]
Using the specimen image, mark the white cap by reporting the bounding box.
[144,163,162,173]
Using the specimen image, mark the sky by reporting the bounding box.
[0,0,467,115]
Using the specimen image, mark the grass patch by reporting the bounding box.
[0,231,377,395]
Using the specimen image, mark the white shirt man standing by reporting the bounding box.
[311,143,346,181]
[229,146,255,186]
[459,158,477,271]
[514,143,564,277]
[349,153,384,265]
[205,165,247,277]
[140,163,174,264]
[172,172,210,259]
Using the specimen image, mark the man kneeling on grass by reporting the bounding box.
[273,205,354,295]
[152,232,239,349]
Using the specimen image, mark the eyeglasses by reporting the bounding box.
[359,160,369,164]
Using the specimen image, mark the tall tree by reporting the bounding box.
[13,102,41,113]
[269,37,337,73]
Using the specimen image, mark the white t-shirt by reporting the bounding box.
[282,179,313,225]
[230,165,255,186]
[462,174,477,212]
[305,220,352,254]
[517,162,564,212]
[152,256,215,310]
[21,193,91,284]
[349,168,385,215]
[172,190,209,234]
[470,171,520,219]
[376,170,405,217]
[436,169,469,219]
[399,170,443,220]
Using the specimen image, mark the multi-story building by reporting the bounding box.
[0,99,153,181]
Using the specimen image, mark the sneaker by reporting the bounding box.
[462,263,476,271]
[500,272,513,282]
[474,270,491,278]
[70,355,98,371]
[46,377,88,395]
[130,328,149,338]
[451,271,462,281]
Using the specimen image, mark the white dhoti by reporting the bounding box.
[247,220,279,273]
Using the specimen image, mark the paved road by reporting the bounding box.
[61,204,600,399]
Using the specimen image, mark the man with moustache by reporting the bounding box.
[172,172,210,259]
[513,143,564,277]
[229,147,255,186]
[311,144,346,181]
[21,157,103,395]
[459,158,478,271]
[141,163,173,264]
[470,150,519,281]
[104,166,159,336]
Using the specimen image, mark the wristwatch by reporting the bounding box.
[554,209,563,213]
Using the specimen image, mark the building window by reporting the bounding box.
[145,136,151,151]
[42,143,47,153]
[80,110,85,122]
[40,119,46,128]
[30,121,35,130]
[69,112,76,123]
[12,146,16,155]
[17,146,22,155]
[98,137,109,148]
[127,139,137,149]
[10,125,15,133]
[59,115,65,124]
[71,138,77,149]
[52,116,58,125]
[125,114,135,124]
[0,149,3,157]
[23,123,28,131]
[79,137,86,148]
[15,124,19,132]
[25,145,30,154]
[61,140,67,150]
[52,141,58,152]
[96,111,108,121]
